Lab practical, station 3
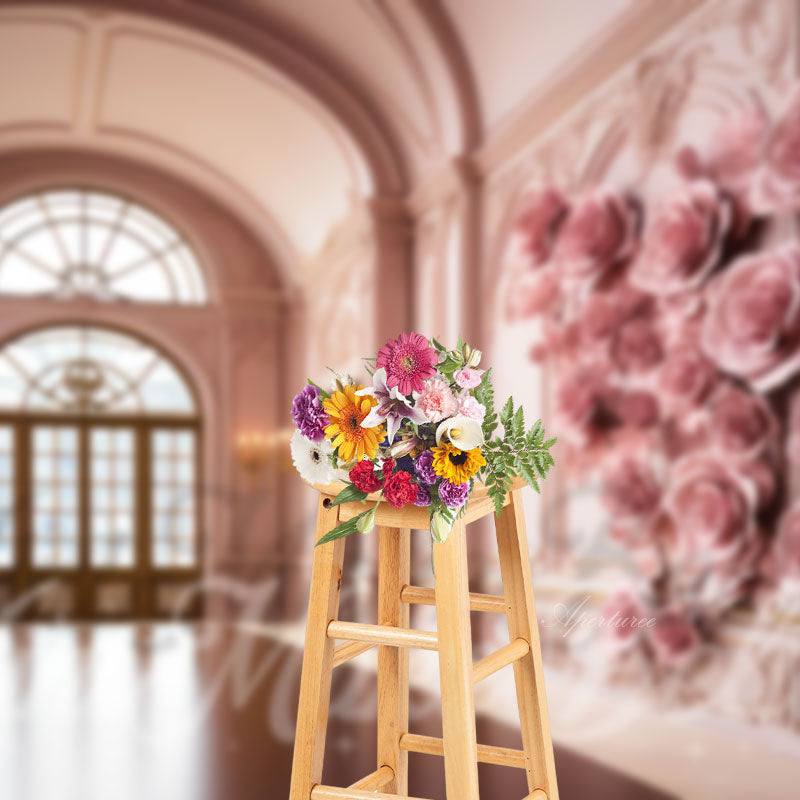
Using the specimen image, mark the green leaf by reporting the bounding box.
[330,483,369,506]
[307,378,329,398]
[316,508,374,546]
[500,396,514,427]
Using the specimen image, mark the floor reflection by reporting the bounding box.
[0,624,675,800]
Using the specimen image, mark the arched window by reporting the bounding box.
[0,189,207,304]
[0,325,195,414]
[0,324,200,617]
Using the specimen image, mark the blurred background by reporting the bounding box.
[0,1,798,799]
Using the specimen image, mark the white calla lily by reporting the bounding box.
[435,415,484,450]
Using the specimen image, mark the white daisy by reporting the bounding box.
[290,429,335,484]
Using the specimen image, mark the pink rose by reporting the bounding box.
[611,318,663,373]
[457,393,485,422]
[666,455,756,565]
[659,345,716,410]
[775,505,800,578]
[556,368,605,431]
[648,608,700,667]
[579,286,652,343]
[551,189,639,283]
[702,245,800,389]
[674,145,706,181]
[515,187,568,265]
[603,458,661,519]
[629,181,732,295]
[505,268,559,320]
[753,87,800,212]
[610,390,659,428]
[453,368,483,389]
[738,458,776,509]
[707,385,775,458]
[601,589,651,644]
[416,377,458,422]
[709,105,769,192]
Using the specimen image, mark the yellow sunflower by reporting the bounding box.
[323,384,383,462]
[431,442,486,484]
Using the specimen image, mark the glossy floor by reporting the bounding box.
[0,624,674,800]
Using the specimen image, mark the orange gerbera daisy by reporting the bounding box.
[323,384,383,462]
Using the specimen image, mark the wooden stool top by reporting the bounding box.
[304,476,526,531]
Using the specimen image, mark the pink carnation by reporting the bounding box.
[416,377,458,422]
[457,393,486,422]
[454,368,482,389]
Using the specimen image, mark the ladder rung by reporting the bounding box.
[524,792,548,800]
[398,733,527,769]
[348,765,394,790]
[327,621,439,651]
[332,640,376,668]
[400,584,507,613]
[472,637,530,683]
[311,786,431,800]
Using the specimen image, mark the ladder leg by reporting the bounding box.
[289,497,347,800]
[495,490,559,800]
[433,519,480,800]
[377,526,411,794]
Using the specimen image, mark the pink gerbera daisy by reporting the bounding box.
[376,332,438,395]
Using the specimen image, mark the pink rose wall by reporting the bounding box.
[0,2,799,800]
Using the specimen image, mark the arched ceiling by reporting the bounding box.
[0,0,682,269]
[0,5,376,263]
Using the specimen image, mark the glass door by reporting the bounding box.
[31,426,79,569]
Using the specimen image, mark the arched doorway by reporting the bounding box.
[0,187,210,619]
[0,324,201,619]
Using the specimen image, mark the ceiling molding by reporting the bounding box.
[471,0,708,175]
[0,0,411,196]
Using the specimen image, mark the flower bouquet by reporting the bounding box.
[290,332,556,546]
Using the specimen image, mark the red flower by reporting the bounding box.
[383,470,417,509]
[349,459,383,493]
[381,458,396,478]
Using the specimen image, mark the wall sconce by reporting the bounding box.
[235,431,272,479]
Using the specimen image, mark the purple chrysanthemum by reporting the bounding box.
[438,479,470,509]
[291,384,329,442]
[413,484,432,507]
[414,450,437,485]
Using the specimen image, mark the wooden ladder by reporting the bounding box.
[289,480,559,800]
